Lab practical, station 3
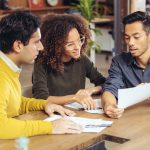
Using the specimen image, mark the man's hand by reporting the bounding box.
[44,102,75,117]
[51,119,83,134]
[104,104,124,118]
[72,94,96,110]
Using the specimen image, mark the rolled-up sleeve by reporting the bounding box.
[103,57,125,98]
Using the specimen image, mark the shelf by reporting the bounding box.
[0,6,72,17]
[92,16,114,24]
[29,6,72,12]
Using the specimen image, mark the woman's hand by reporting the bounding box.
[72,94,96,110]
[77,86,102,96]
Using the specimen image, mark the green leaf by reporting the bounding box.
[74,0,102,54]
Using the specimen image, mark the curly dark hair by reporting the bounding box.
[36,13,91,72]
[0,10,41,53]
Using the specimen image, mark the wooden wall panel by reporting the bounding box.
[8,0,28,8]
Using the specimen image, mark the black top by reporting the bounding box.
[103,52,150,98]
[32,55,106,99]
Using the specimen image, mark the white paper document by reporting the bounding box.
[85,109,104,114]
[65,99,103,114]
[118,83,150,109]
[45,115,112,133]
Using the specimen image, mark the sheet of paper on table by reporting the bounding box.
[44,115,113,133]
[65,98,104,114]
[118,83,150,109]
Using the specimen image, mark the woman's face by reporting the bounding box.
[63,28,85,62]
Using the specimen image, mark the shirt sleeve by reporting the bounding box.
[0,117,52,139]
[103,57,126,98]
[19,96,47,114]
[0,81,52,139]
[84,55,106,86]
[32,62,49,99]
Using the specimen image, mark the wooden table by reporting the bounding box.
[1,100,150,150]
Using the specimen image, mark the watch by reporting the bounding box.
[46,0,59,6]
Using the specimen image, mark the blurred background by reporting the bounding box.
[0,0,148,92]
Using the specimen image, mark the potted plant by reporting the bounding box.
[75,0,101,63]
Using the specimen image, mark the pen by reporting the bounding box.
[78,107,102,111]
[85,124,112,128]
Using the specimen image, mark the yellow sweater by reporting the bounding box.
[0,58,52,139]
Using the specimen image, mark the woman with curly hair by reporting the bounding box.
[32,13,106,110]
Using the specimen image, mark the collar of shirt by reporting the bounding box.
[0,51,21,73]
[127,53,135,66]
[127,52,150,68]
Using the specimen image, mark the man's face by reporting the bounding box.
[124,21,150,58]
[19,28,43,64]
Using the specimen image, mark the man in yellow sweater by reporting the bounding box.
[0,11,82,139]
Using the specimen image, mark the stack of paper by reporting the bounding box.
[65,99,104,114]
[45,115,112,133]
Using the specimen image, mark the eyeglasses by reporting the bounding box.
[64,36,85,51]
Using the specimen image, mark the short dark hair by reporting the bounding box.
[37,13,90,72]
[0,11,41,53]
[122,11,150,34]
